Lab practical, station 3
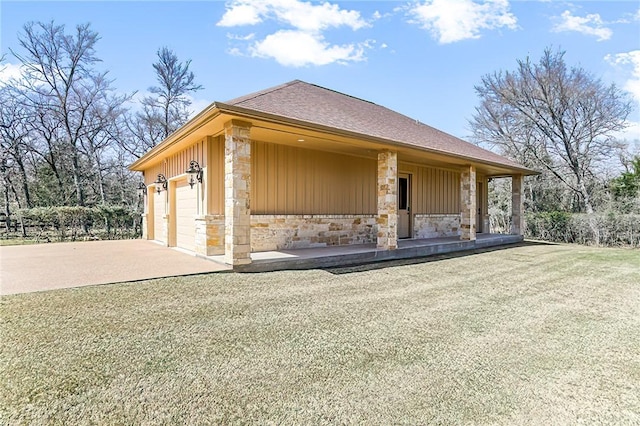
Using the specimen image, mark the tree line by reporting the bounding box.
[0,22,202,236]
[471,48,639,246]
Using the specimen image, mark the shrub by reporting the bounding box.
[9,205,141,241]
[526,211,640,247]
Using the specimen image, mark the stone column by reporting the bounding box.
[224,120,252,265]
[377,150,398,250]
[511,174,524,235]
[460,166,476,241]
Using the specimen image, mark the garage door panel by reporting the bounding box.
[175,180,197,251]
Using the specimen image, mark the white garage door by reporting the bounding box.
[153,191,166,243]
[175,180,197,251]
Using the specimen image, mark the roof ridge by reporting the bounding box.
[225,80,302,105]
[302,81,379,106]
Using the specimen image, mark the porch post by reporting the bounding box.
[511,174,524,236]
[224,120,252,265]
[377,150,398,250]
[460,165,476,241]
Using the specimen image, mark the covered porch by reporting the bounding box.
[207,233,524,272]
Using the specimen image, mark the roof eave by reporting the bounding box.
[129,100,538,176]
[215,102,539,176]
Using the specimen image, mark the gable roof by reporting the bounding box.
[222,80,532,173]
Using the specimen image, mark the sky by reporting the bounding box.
[1,0,639,145]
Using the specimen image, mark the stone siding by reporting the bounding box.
[251,215,377,251]
[511,174,524,235]
[377,150,398,250]
[195,215,225,256]
[460,166,477,241]
[224,120,252,265]
[413,214,461,238]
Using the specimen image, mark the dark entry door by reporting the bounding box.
[398,173,410,238]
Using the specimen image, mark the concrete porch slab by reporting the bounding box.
[214,233,524,272]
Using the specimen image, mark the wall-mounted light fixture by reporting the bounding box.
[137,181,147,197]
[185,160,203,189]
[154,174,168,194]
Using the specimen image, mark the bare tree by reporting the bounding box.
[149,46,203,139]
[11,21,128,207]
[123,47,203,158]
[0,85,32,209]
[470,48,632,214]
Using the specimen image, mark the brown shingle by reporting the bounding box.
[225,80,530,172]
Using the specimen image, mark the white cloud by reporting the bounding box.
[407,0,517,44]
[217,0,370,67]
[251,30,364,67]
[218,0,367,32]
[0,62,24,84]
[552,10,612,41]
[218,3,265,27]
[605,50,640,102]
[226,33,255,41]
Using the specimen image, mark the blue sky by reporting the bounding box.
[1,1,639,143]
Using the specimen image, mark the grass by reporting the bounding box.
[1,242,639,424]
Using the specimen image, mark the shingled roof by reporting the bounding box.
[224,80,531,172]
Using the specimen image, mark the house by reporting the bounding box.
[129,80,535,267]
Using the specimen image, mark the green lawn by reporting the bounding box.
[1,242,639,424]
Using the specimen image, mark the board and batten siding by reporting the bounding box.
[208,136,225,215]
[143,139,208,186]
[251,141,377,215]
[401,163,461,215]
[145,137,466,217]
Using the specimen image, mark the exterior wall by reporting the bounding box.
[195,215,225,255]
[142,139,209,245]
[252,141,376,215]
[139,133,499,257]
[251,215,377,251]
[143,139,208,185]
[413,214,461,238]
[402,163,460,214]
[208,135,225,215]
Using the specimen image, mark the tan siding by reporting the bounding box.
[145,163,164,186]
[207,136,224,214]
[411,164,460,214]
[252,141,376,215]
[143,139,208,185]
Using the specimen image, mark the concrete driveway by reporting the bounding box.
[0,240,230,295]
